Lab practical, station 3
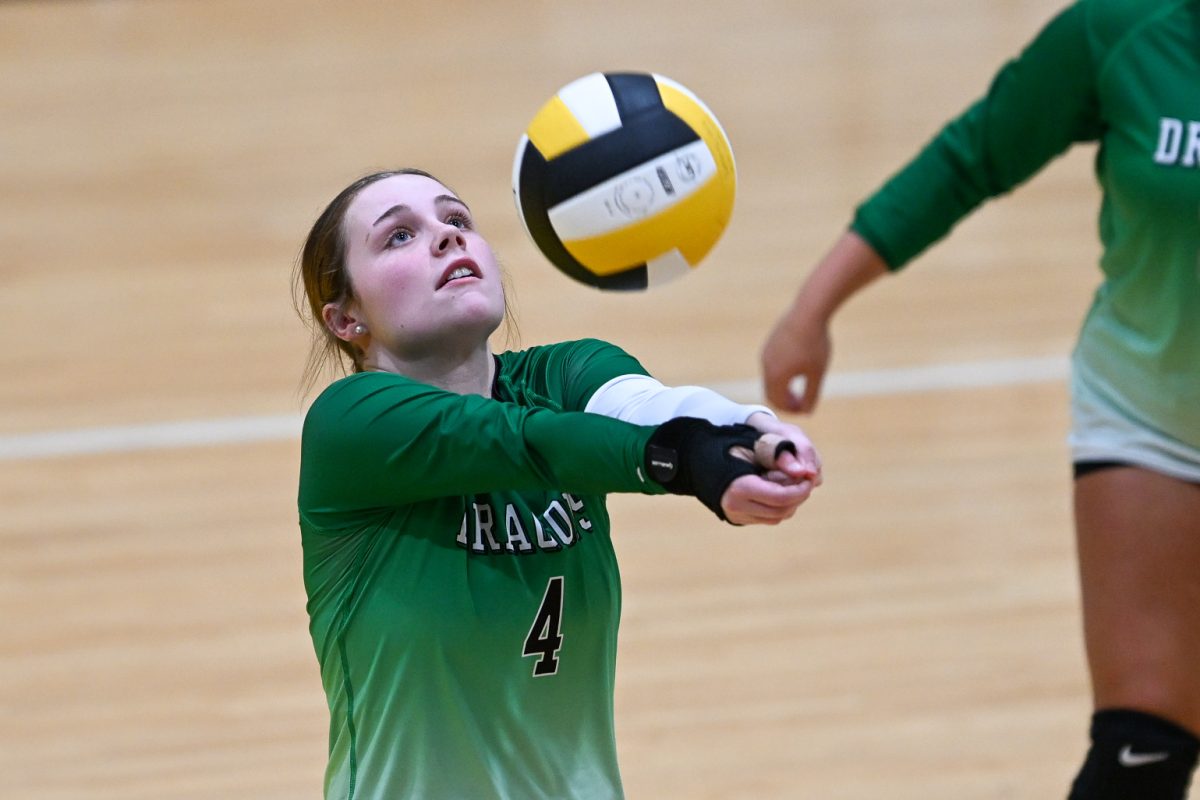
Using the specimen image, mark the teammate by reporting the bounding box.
[295,168,822,799]
[760,1,1199,797]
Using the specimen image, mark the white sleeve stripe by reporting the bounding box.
[584,373,773,426]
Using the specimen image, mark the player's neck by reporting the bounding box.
[373,344,494,396]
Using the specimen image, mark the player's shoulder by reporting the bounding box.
[497,338,648,410]
[504,337,628,358]
[304,371,425,429]
[309,369,408,404]
[1079,0,1190,53]
[499,338,632,372]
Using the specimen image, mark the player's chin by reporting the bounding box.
[448,292,505,328]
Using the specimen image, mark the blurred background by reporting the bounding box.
[1,1,1108,797]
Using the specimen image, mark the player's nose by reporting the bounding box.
[432,224,466,254]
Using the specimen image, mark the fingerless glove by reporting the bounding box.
[644,417,761,522]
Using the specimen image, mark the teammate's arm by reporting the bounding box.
[762,231,889,411]
[763,2,1101,412]
[852,0,1101,269]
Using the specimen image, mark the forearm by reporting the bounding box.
[787,230,889,325]
[300,376,666,512]
[584,374,770,426]
[851,2,1099,269]
[760,231,888,412]
[522,409,663,495]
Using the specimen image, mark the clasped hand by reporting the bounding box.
[721,412,822,525]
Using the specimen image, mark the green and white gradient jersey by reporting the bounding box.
[298,339,667,800]
[852,0,1200,447]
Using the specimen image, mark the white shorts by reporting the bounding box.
[1069,368,1200,484]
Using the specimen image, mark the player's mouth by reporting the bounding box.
[437,259,481,289]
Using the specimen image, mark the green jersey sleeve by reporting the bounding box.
[494,337,651,412]
[852,1,1103,269]
[299,368,662,527]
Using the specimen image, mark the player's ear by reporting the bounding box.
[323,303,364,343]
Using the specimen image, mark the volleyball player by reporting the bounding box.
[295,169,821,799]
[760,1,1200,797]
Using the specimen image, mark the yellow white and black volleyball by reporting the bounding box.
[512,72,736,291]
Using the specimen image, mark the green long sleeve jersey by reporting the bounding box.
[298,339,667,800]
[853,0,1200,447]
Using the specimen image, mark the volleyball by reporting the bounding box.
[512,72,736,291]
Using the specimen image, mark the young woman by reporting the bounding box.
[295,168,821,799]
[760,1,1200,797]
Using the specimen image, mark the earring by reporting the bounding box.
[353,324,367,336]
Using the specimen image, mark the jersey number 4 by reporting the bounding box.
[523,576,564,677]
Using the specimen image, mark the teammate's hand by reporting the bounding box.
[760,307,832,413]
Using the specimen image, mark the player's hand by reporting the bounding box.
[645,416,821,525]
[760,306,832,414]
[720,471,815,526]
[720,414,821,525]
[644,418,761,522]
[742,412,822,487]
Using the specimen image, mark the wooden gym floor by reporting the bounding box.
[1,1,1139,797]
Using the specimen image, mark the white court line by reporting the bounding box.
[0,414,305,461]
[0,356,1069,462]
[708,355,1069,404]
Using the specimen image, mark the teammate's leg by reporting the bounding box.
[1067,466,1200,799]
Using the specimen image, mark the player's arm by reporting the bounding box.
[300,373,810,526]
[541,338,821,522]
[582,370,821,522]
[558,338,768,428]
[300,373,660,514]
[584,372,771,425]
[642,417,815,524]
[584,372,821,484]
[852,1,1101,269]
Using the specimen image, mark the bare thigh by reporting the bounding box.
[1074,466,1200,734]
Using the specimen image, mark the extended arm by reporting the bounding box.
[761,2,1100,413]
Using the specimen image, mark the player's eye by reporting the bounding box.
[445,212,472,230]
[386,228,413,247]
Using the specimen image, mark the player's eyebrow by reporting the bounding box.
[372,204,411,227]
[371,196,470,229]
[435,194,470,212]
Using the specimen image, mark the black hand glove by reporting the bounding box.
[644,417,761,522]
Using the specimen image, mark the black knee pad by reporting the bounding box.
[1068,709,1200,799]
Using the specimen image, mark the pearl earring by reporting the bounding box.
[353,324,367,336]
